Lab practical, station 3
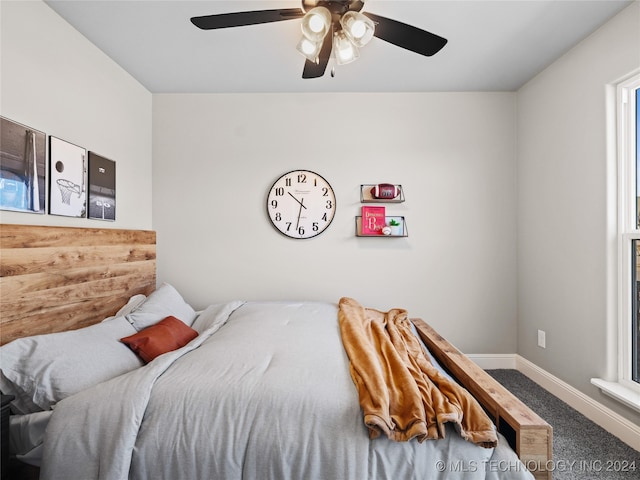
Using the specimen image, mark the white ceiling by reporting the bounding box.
[44,0,633,94]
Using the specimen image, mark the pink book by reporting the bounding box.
[361,206,385,235]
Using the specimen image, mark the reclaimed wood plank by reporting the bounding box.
[0,224,155,248]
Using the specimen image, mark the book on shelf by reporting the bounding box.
[361,206,385,235]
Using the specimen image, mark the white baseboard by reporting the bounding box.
[515,355,640,451]
[467,353,517,369]
[467,353,640,451]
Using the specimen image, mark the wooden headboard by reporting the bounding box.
[0,224,156,345]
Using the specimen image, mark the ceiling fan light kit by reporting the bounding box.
[299,6,370,66]
[190,0,447,79]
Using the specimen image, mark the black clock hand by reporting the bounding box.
[288,192,307,209]
[296,197,305,229]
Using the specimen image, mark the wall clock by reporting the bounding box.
[266,170,336,239]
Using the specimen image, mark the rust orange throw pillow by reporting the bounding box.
[121,316,198,363]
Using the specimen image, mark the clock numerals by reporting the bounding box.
[267,170,336,239]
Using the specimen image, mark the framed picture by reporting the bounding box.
[0,117,46,214]
[88,152,116,221]
[49,137,86,217]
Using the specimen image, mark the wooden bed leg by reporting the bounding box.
[496,409,553,480]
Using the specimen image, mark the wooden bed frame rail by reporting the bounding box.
[412,318,553,480]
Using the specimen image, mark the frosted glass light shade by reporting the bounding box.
[340,11,375,47]
[333,30,359,65]
[296,36,323,63]
[301,7,332,42]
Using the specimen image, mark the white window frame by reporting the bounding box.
[617,72,640,392]
[592,70,640,411]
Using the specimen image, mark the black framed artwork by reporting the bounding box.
[0,117,47,214]
[49,136,87,217]
[88,152,116,221]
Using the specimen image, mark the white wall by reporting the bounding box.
[153,92,517,353]
[517,2,640,425]
[0,0,152,230]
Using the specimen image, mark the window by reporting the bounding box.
[593,71,640,411]
[622,75,640,389]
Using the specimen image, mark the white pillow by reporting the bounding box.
[101,294,147,322]
[124,283,196,331]
[0,317,143,413]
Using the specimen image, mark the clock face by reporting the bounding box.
[266,170,336,239]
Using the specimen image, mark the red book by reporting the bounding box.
[361,206,385,235]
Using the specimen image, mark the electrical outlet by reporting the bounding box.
[537,329,546,348]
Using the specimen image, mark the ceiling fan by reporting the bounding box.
[190,0,447,79]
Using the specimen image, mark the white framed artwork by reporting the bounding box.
[49,136,86,217]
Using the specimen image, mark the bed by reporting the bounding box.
[0,224,552,480]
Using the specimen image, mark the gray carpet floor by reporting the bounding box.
[486,369,640,480]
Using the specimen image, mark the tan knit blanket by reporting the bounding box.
[338,297,497,447]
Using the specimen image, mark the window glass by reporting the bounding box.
[634,240,639,382]
[635,88,640,383]
[637,87,640,229]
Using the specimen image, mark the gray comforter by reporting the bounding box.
[41,301,533,480]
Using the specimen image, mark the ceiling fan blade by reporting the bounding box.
[363,12,447,57]
[302,27,333,79]
[191,9,303,30]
